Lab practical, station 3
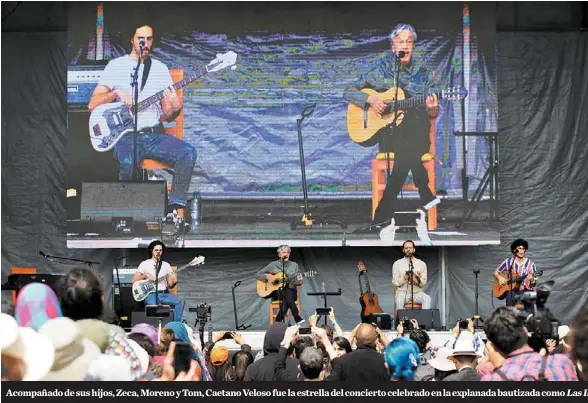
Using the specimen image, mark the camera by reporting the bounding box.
[516,281,560,352]
[400,317,414,332]
[195,303,211,320]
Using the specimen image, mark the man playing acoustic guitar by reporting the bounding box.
[255,245,304,323]
[493,238,538,307]
[344,23,441,230]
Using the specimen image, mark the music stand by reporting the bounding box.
[454,132,499,229]
[307,287,342,325]
[232,281,251,331]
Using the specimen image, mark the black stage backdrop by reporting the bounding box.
[2,18,588,327]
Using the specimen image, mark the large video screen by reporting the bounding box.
[67,2,498,248]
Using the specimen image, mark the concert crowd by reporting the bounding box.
[1,266,586,382]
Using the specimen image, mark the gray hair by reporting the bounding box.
[389,23,417,42]
[277,245,290,253]
[299,347,324,379]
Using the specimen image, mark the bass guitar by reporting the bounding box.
[347,86,467,145]
[257,271,318,298]
[357,261,383,321]
[88,51,238,152]
[492,269,543,299]
[132,256,205,302]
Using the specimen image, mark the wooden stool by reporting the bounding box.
[404,301,422,309]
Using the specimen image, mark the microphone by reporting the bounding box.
[139,39,146,48]
[396,51,406,58]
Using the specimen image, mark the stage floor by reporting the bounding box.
[206,330,487,351]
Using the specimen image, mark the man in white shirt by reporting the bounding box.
[88,24,196,211]
[392,240,431,310]
[132,240,184,322]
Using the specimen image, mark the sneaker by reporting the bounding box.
[423,197,441,211]
[379,219,397,241]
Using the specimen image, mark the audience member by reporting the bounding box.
[165,321,207,381]
[14,283,63,330]
[384,337,421,381]
[76,319,111,353]
[210,345,235,381]
[332,336,352,358]
[428,347,457,381]
[409,328,435,381]
[327,323,388,381]
[444,335,481,381]
[481,307,578,381]
[232,350,254,381]
[275,325,327,381]
[571,303,588,380]
[442,318,485,357]
[57,267,104,321]
[244,322,299,381]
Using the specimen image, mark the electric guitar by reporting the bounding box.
[492,269,543,299]
[132,256,205,301]
[256,271,318,298]
[88,51,238,152]
[347,86,467,145]
[357,261,383,321]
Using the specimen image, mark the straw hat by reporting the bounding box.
[429,347,457,372]
[38,317,101,381]
[447,337,481,361]
[0,313,55,381]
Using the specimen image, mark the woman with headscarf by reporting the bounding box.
[164,322,208,381]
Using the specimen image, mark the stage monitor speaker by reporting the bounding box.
[396,309,441,330]
[370,313,393,330]
[80,181,167,235]
[131,310,173,328]
[113,285,145,329]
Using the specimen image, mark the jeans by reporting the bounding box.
[504,290,523,307]
[272,288,302,323]
[373,151,435,224]
[114,133,196,206]
[145,291,185,322]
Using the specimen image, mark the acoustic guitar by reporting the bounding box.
[357,261,383,322]
[256,271,318,298]
[346,86,467,145]
[492,269,543,299]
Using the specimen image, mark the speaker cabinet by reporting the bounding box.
[396,309,441,330]
[131,310,173,328]
[113,285,145,329]
[369,313,393,330]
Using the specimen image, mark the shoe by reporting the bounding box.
[379,219,397,241]
[423,197,441,211]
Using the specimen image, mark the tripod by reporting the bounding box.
[455,132,499,229]
[472,268,484,329]
[290,104,347,230]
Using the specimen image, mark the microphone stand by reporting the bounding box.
[408,255,415,310]
[290,104,347,231]
[472,268,483,328]
[131,43,143,181]
[113,256,125,322]
[155,257,162,307]
[279,257,287,323]
[39,251,100,267]
[232,281,251,331]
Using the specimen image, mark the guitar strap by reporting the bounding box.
[140,57,152,92]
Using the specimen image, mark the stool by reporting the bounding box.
[404,301,422,309]
[269,286,301,326]
[372,153,437,230]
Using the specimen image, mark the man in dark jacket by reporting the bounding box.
[443,334,481,381]
[243,322,299,381]
[326,324,388,381]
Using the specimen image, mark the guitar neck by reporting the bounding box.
[384,90,443,112]
[136,67,207,113]
[153,261,191,284]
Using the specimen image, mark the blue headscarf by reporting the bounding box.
[164,322,207,381]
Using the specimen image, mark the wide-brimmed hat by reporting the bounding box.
[38,317,101,381]
[448,337,481,361]
[85,355,133,381]
[76,319,110,353]
[210,345,229,366]
[0,313,55,381]
[127,339,150,376]
[429,347,457,372]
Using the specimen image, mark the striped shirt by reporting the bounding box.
[481,346,578,381]
[496,257,537,291]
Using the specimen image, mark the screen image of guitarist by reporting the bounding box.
[88,24,196,214]
[344,23,443,228]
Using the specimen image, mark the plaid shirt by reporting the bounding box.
[481,346,578,381]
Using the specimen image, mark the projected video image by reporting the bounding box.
[66,2,498,248]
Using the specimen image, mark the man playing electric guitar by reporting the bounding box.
[255,245,304,323]
[493,238,538,307]
[343,23,441,230]
[132,240,185,322]
[88,24,196,212]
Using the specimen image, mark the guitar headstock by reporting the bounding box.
[205,51,238,73]
[357,261,366,273]
[442,86,468,101]
[305,271,318,278]
[189,256,205,266]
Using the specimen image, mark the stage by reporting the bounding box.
[205,330,487,352]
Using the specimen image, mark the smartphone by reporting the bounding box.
[315,307,331,315]
[173,341,193,374]
[219,331,234,340]
[299,325,312,335]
